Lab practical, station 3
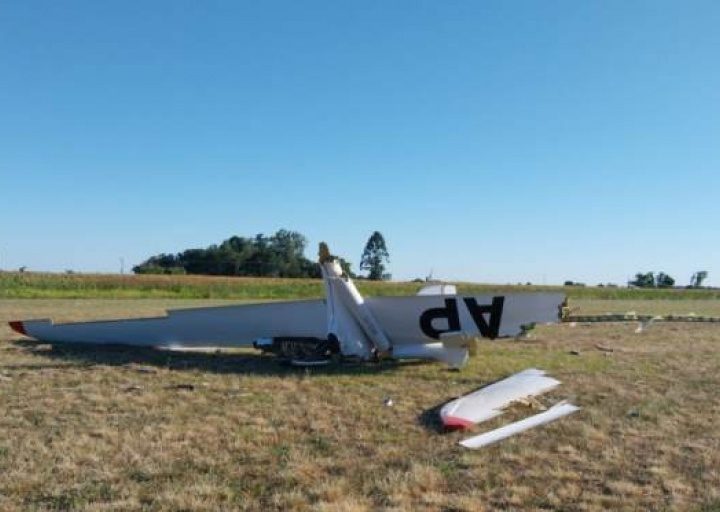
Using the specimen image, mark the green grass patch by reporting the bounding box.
[2,271,718,300]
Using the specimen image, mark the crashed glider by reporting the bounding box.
[8,244,565,368]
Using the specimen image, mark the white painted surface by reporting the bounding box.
[392,342,468,368]
[417,284,457,296]
[322,258,393,356]
[366,293,564,346]
[322,260,374,359]
[21,300,326,347]
[440,368,560,425]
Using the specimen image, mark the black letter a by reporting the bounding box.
[463,296,504,339]
[419,299,461,339]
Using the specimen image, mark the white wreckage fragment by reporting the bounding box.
[459,401,580,449]
[440,368,560,429]
[439,368,580,448]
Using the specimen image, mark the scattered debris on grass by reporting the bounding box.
[166,383,195,391]
[129,365,158,374]
[595,344,614,353]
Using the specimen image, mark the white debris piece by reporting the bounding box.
[417,284,457,296]
[635,316,662,333]
[459,401,580,449]
[440,368,560,429]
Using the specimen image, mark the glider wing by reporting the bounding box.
[366,293,564,346]
[439,368,561,429]
[9,300,326,347]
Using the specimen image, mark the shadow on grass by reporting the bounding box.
[417,392,471,434]
[418,400,449,433]
[10,340,424,377]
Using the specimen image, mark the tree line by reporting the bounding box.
[628,270,709,289]
[133,229,391,280]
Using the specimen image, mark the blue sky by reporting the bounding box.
[1,1,718,285]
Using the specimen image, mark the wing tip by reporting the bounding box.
[8,321,26,335]
[441,415,474,430]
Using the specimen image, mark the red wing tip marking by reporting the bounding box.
[8,321,26,335]
[441,415,474,430]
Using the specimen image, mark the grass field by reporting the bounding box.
[1,290,719,510]
[3,271,720,300]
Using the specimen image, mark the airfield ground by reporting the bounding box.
[1,292,719,511]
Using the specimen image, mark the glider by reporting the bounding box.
[8,244,565,369]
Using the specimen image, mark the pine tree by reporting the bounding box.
[360,231,390,280]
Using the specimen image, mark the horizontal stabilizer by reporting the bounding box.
[459,401,580,449]
[438,331,478,348]
[392,343,469,369]
[440,368,560,429]
[439,331,479,357]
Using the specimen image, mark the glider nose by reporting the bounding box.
[8,321,26,335]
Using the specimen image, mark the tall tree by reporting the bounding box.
[690,271,708,288]
[360,231,390,281]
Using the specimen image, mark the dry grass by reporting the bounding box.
[570,299,720,317]
[1,299,719,511]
